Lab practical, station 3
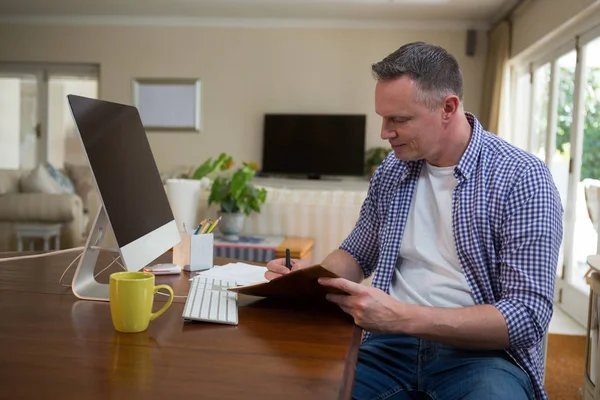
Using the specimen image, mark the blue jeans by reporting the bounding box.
[352,334,534,400]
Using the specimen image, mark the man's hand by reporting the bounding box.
[264,257,313,281]
[318,276,408,334]
[320,277,511,350]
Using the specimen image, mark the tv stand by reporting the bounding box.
[254,176,369,191]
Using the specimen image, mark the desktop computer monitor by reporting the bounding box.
[67,94,181,301]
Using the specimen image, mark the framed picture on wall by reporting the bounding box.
[132,78,202,132]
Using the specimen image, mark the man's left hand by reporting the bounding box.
[318,277,410,334]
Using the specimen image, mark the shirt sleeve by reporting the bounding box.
[494,161,563,349]
[339,165,382,279]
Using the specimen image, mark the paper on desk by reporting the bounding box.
[197,262,268,285]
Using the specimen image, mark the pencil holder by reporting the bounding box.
[172,232,191,268]
[187,233,214,272]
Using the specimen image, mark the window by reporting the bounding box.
[507,42,594,324]
[530,63,551,160]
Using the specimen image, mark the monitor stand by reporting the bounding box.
[71,206,122,302]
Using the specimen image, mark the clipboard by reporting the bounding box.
[228,264,348,299]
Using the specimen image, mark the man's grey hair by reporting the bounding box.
[371,42,463,109]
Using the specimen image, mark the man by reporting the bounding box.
[265,41,562,400]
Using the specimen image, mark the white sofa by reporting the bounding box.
[0,169,101,251]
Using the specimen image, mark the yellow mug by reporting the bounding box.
[109,271,174,333]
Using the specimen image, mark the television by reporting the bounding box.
[260,113,366,179]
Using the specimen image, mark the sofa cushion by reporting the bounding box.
[20,163,74,194]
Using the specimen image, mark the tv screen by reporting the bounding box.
[261,114,366,178]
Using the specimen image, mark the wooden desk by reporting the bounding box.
[0,251,360,400]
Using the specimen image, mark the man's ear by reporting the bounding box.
[441,95,460,122]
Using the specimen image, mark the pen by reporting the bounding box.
[285,248,292,270]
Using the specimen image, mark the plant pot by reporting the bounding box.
[165,178,209,232]
[217,212,246,241]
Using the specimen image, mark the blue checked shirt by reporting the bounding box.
[340,113,563,400]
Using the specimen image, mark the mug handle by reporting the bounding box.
[150,285,174,321]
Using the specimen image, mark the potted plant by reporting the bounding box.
[192,152,267,240]
[164,173,211,233]
[365,147,391,176]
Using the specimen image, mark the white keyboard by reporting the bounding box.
[182,276,239,325]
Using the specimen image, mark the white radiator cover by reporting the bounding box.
[196,185,368,263]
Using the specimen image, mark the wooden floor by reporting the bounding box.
[545,333,587,400]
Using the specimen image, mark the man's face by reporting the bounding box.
[375,76,444,162]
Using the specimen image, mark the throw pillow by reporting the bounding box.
[45,162,75,194]
[20,164,63,194]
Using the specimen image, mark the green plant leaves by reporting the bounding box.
[364,147,390,174]
[200,153,267,216]
[191,152,233,180]
[554,66,600,180]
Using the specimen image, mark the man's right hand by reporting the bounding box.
[265,257,312,281]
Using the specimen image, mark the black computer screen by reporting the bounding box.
[67,95,174,247]
[261,114,366,177]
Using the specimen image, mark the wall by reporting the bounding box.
[511,0,596,57]
[0,24,487,172]
[0,77,38,170]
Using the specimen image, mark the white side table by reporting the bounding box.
[15,223,62,251]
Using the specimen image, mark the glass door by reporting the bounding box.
[529,57,571,290]
[540,37,600,325]
[550,49,588,324]
[514,43,596,325]
[529,62,550,161]
[0,72,41,170]
[0,63,99,171]
[566,36,600,291]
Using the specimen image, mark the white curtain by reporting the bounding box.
[480,20,511,134]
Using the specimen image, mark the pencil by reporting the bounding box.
[199,219,212,234]
[206,216,222,234]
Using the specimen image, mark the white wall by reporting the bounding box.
[511,0,596,57]
[0,24,488,172]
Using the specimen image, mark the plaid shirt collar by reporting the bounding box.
[388,112,483,182]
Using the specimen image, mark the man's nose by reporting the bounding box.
[381,127,397,140]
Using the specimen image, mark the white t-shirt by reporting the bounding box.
[390,162,476,308]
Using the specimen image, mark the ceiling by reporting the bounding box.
[0,0,518,28]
